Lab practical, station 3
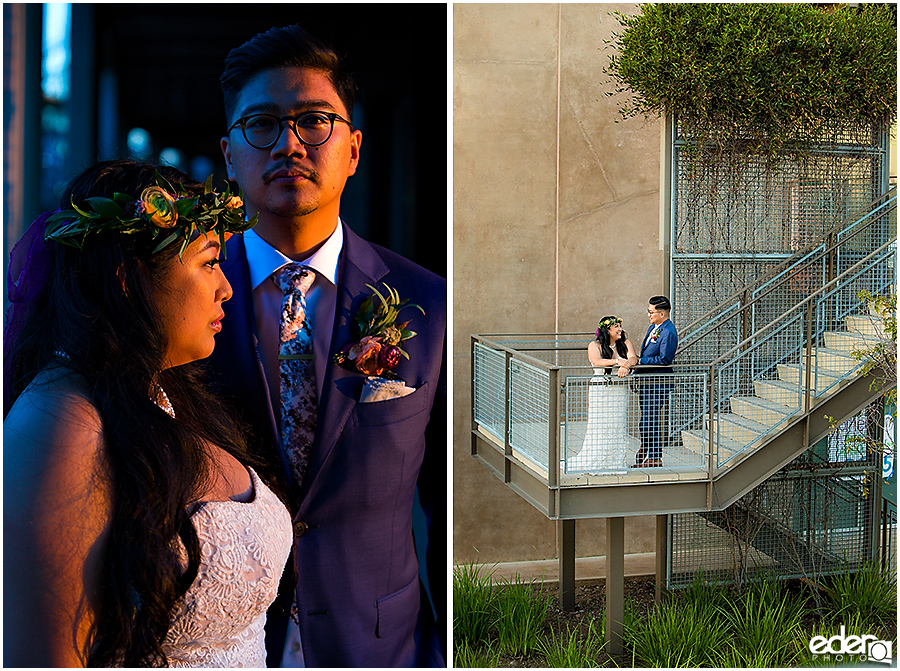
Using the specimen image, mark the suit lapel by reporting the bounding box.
[641,325,654,356]
[300,223,390,499]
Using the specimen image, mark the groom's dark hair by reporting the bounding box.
[649,295,671,312]
[220,24,357,125]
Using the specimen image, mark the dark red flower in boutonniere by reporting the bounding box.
[379,345,402,370]
[333,283,424,381]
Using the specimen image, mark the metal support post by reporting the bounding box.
[559,519,575,611]
[655,514,668,603]
[606,516,625,656]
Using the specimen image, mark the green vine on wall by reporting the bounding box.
[604,3,897,162]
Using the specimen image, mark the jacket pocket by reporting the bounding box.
[355,381,430,427]
[375,574,421,639]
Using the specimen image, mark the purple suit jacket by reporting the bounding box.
[206,223,446,667]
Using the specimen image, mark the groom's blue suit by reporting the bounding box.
[205,222,446,668]
[636,319,678,463]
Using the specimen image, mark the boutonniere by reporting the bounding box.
[333,283,425,380]
[650,327,661,342]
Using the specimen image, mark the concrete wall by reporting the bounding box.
[452,3,666,565]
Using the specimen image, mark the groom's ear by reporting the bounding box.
[220,136,236,182]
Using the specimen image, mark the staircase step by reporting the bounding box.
[777,363,842,393]
[845,314,882,338]
[681,429,706,454]
[711,413,768,445]
[823,330,881,354]
[802,347,860,375]
[682,429,744,462]
[753,378,801,409]
[730,396,794,426]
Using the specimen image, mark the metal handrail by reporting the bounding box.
[679,187,897,353]
[710,239,895,367]
[703,239,895,473]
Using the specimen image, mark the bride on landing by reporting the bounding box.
[568,316,638,474]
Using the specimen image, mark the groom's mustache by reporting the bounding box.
[263,161,319,184]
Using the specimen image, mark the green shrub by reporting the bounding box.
[605,3,897,159]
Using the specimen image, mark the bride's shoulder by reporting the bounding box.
[5,368,103,459]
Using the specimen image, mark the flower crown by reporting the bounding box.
[43,173,257,259]
[595,316,622,340]
[598,316,622,330]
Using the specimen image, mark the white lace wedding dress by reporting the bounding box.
[567,368,630,474]
[162,467,293,667]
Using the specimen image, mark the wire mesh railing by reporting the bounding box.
[473,337,709,478]
[563,371,709,474]
[677,188,896,368]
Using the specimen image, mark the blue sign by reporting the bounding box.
[883,407,895,503]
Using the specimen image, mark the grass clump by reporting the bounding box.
[719,574,807,667]
[454,639,501,668]
[539,618,605,667]
[825,559,897,628]
[493,575,551,656]
[452,562,497,648]
[626,596,731,667]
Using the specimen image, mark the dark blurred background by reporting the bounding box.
[4,3,448,292]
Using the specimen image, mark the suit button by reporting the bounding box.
[293,520,309,537]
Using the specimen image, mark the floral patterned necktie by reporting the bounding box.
[274,263,317,488]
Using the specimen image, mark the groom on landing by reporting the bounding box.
[633,296,678,468]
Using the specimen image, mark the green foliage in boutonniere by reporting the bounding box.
[333,283,424,379]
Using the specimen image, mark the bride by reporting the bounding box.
[568,316,638,474]
[4,160,292,667]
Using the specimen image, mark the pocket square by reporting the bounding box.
[359,376,416,403]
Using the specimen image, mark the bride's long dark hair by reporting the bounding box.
[4,160,280,666]
[597,316,629,360]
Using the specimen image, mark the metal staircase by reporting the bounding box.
[470,189,896,519]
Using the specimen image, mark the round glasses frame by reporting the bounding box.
[227,111,352,150]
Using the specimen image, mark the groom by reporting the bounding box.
[634,296,678,468]
[206,25,446,667]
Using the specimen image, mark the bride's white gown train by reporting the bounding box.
[568,369,630,474]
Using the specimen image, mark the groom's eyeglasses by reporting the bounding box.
[227,111,352,150]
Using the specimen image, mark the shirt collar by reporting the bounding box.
[244,219,344,290]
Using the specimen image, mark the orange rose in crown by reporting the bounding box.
[138,186,179,228]
[334,284,423,381]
